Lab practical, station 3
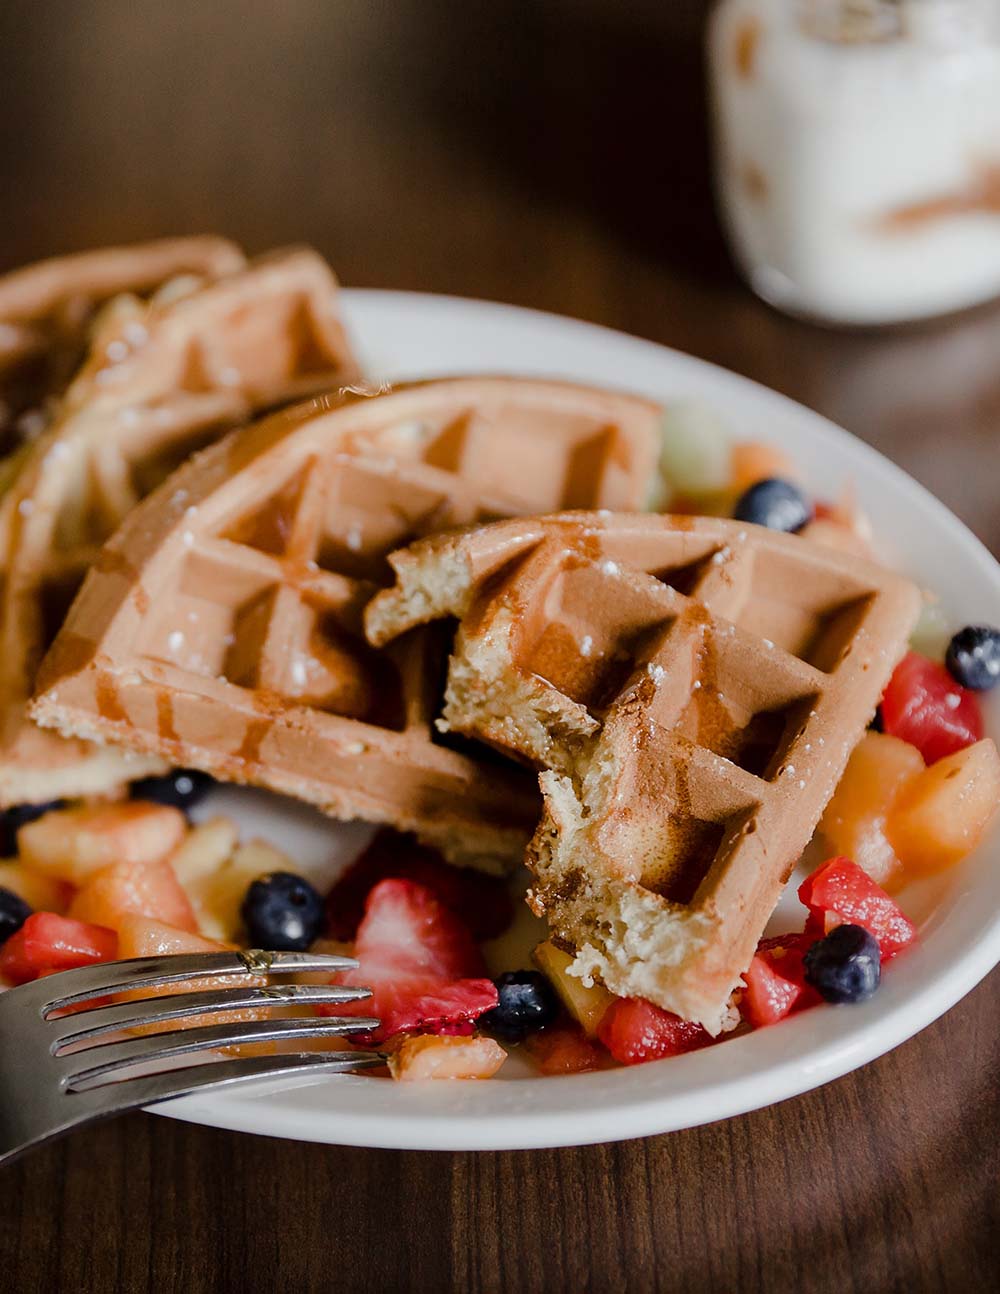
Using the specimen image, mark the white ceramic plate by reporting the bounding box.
[158,290,1000,1150]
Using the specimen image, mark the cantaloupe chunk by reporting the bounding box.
[887,738,1000,875]
[115,914,269,1034]
[820,731,924,890]
[533,939,615,1037]
[18,802,186,883]
[730,441,798,493]
[69,856,198,933]
[0,860,73,914]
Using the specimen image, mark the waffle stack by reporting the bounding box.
[0,247,359,804]
[0,236,245,456]
[364,513,921,1031]
[30,379,663,865]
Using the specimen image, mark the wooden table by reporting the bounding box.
[1,3,997,1289]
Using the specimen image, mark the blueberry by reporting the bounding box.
[0,886,32,947]
[0,801,64,856]
[945,625,1000,692]
[481,970,560,1042]
[804,924,881,1004]
[240,871,325,951]
[130,768,215,812]
[733,477,813,534]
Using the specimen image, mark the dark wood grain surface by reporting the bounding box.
[1,3,998,1291]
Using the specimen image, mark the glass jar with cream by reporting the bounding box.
[708,1,1000,325]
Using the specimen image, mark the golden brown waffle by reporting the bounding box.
[364,512,921,1030]
[0,247,359,805]
[0,236,245,451]
[31,378,663,865]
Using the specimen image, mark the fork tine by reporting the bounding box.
[41,950,357,1013]
[50,984,373,1047]
[79,1050,384,1108]
[65,1017,382,1090]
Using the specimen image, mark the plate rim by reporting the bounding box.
[152,288,1000,1150]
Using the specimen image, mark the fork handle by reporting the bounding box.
[0,1052,382,1168]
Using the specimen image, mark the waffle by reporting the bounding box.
[0,236,245,452]
[30,378,663,866]
[0,247,360,805]
[364,512,921,1031]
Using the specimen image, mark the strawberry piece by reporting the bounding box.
[525,1022,604,1074]
[881,651,983,765]
[325,829,513,942]
[742,933,820,1028]
[798,857,917,960]
[323,879,498,1043]
[0,912,117,985]
[596,997,713,1066]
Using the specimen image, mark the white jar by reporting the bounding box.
[708,1,1000,326]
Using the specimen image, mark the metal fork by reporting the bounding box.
[0,950,380,1167]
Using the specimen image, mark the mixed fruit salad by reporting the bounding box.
[1,415,998,1083]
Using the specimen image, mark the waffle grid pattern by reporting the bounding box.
[30,380,663,862]
[0,249,359,803]
[0,237,245,449]
[362,512,921,1026]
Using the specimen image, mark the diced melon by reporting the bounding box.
[533,939,615,1037]
[730,441,798,494]
[820,731,924,890]
[387,1034,507,1081]
[115,914,269,1034]
[169,816,239,937]
[0,860,73,914]
[909,598,951,659]
[648,402,732,509]
[887,738,1000,875]
[69,856,198,934]
[198,838,294,942]
[800,518,873,560]
[18,802,187,884]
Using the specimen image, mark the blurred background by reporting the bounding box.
[1,0,998,552]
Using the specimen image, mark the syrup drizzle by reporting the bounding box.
[156,689,179,743]
[95,672,129,725]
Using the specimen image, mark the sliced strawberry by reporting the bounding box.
[525,1022,604,1074]
[322,879,498,1043]
[0,912,117,985]
[798,856,917,960]
[596,997,714,1066]
[881,651,982,765]
[742,933,820,1028]
[325,829,513,942]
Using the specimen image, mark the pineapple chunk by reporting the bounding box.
[388,1034,507,1081]
[533,939,615,1037]
[0,861,72,914]
[888,738,1000,875]
[199,838,294,942]
[170,816,239,936]
[170,816,239,885]
[18,802,187,884]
